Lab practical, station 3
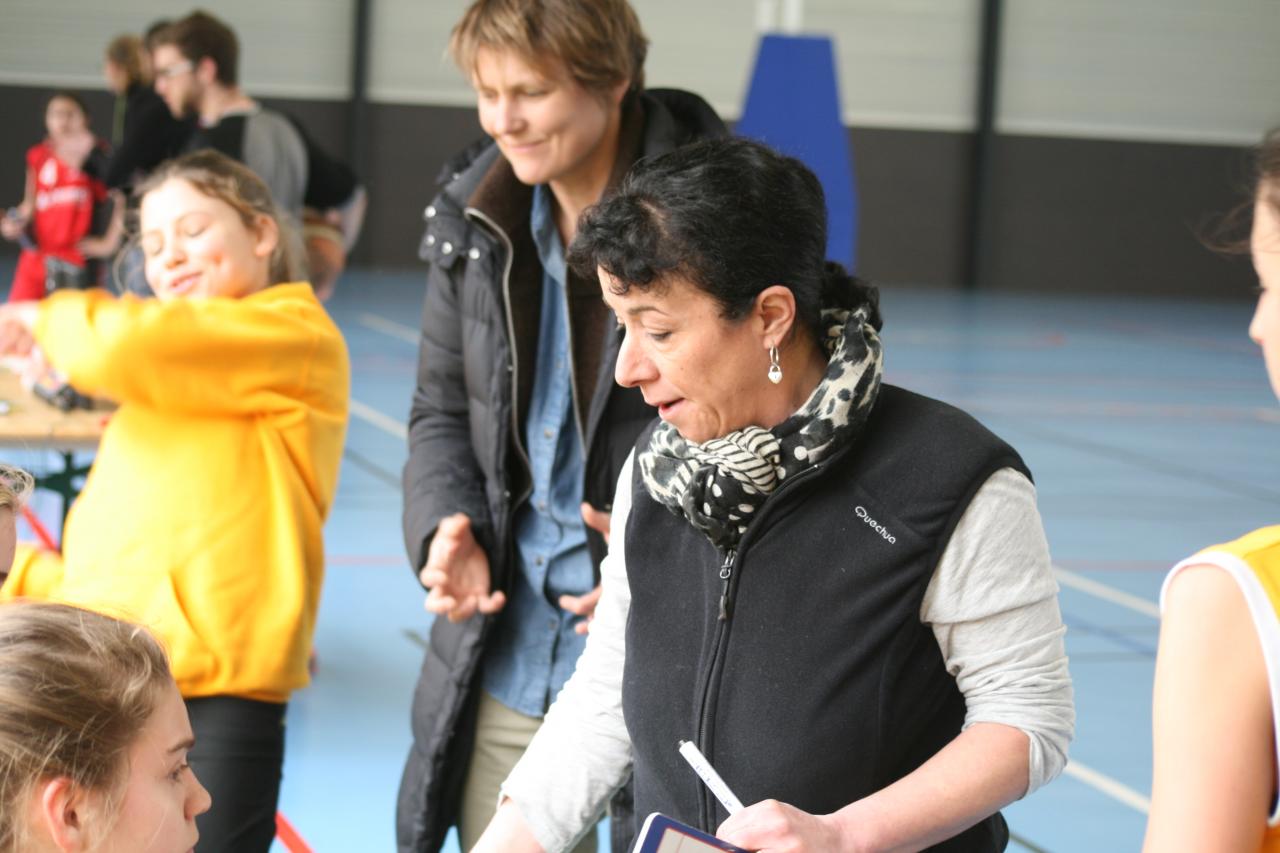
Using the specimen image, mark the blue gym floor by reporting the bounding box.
[4,264,1270,851]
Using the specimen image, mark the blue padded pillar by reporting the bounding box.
[736,34,858,270]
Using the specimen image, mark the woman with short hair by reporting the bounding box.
[398,1,725,850]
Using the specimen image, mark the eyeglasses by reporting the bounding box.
[153,60,194,80]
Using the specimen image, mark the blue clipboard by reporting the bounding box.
[631,813,752,853]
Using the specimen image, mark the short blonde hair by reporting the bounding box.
[0,602,172,853]
[449,0,648,94]
[105,34,149,88]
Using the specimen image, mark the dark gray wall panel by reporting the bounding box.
[849,127,972,288]
[983,135,1255,297]
[0,85,1256,299]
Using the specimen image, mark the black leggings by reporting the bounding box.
[186,696,287,853]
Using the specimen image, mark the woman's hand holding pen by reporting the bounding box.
[420,513,506,622]
[717,799,859,853]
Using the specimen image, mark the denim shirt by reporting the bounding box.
[481,185,595,717]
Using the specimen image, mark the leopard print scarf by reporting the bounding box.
[638,301,883,551]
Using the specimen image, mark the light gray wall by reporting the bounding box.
[0,1,1269,296]
[999,0,1280,145]
[0,0,354,98]
[3,1,1277,144]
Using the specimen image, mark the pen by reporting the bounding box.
[678,739,745,815]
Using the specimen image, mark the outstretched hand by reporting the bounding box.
[419,513,505,622]
[0,212,28,242]
[558,585,602,635]
[555,502,615,634]
[0,303,39,358]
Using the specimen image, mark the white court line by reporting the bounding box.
[358,312,419,345]
[1052,572,1158,814]
[1064,760,1151,814]
[350,399,407,440]
[344,390,1167,816]
[1054,566,1161,619]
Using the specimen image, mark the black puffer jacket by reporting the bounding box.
[397,89,726,853]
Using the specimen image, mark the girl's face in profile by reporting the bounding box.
[1249,191,1280,400]
[44,97,87,143]
[98,683,211,853]
[140,177,276,301]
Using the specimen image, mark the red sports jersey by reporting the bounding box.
[27,140,107,265]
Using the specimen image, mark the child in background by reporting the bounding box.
[0,92,115,300]
[0,149,349,853]
[1144,129,1280,851]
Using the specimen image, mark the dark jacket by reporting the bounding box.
[104,83,194,190]
[623,385,1029,851]
[397,88,726,853]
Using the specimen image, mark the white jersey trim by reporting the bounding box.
[1163,551,1280,826]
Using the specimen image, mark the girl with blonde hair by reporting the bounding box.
[0,149,349,852]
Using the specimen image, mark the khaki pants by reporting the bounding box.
[459,691,600,853]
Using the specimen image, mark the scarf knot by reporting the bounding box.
[638,302,883,551]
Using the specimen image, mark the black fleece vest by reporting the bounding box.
[621,385,1030,851]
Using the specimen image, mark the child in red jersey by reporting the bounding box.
[1,93,111,301]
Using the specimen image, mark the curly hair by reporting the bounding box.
[567,136,880,345]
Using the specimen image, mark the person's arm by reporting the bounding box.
[18,166,35,216]
[719,723,1029,852]
[402,242,492,575]
[719,468,1073,851]
[78,190,126,258]
[0,168,35,241]
[24,288,346,415]
[471,453,639,853]
[922,468,1074,793]
[1143,563,1273,852]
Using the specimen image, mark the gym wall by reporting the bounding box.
[1,0,1276,297]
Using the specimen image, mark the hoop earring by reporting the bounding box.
[767,346,783,384]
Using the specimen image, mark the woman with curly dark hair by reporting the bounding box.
[472,136,1074,852]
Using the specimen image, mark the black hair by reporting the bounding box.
[567,136,880,344]
[46,90,89,120]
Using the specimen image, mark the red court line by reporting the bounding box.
[20,506,59,552]
[276,813,314,853]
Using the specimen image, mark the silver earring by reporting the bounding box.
[767,346,782,384]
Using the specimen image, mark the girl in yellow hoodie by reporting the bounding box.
[0,150,349,853]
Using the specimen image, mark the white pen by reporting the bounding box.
[678,739,745,815]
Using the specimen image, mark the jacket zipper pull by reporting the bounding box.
[718,549,736,621]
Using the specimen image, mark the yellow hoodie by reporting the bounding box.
[3,283,349,702]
